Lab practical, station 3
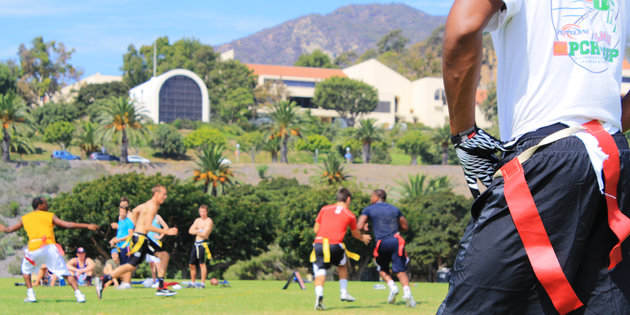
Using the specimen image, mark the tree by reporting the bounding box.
[44,121,75,150]
[192,143,236,197]
[355,118,382,163]
[74,121,100,157]
[31,101,80,131]
[294,49,337,68]
[0,61,18,95]
[9,130,34,157]
[121,44,151,88]
[217,87,254,125]
[296,134,332,163]
[100,96,149,163]
[396,174,453,201]
[319,154,351,185]
[150,124,185,158]
[75,82,129,116]
[432,124,452,165]
[0,93,30,162]
[183,127,226,150]
[400,192,471,281]
[313,77,378,127]
[377,29,410,54]
[333,51,358,68]
[49,172,275,276]
[238,131,266,163]
[479,81,498,126]
[396,130,432,165]
[17,36,82,105]
[263,136,281,163]
[268,101,302,163]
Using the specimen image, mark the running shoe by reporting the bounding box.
[116,282,131,289]
[387,286,399,304]
[75,290,86,303]
[94,277,103,299]
[155,288,177,297]
[340,292,355,302]
[403,294,416,308]
[196,283,205,289]
[186,282,197,288]
[24,291,36,303]
[315,295,325,311]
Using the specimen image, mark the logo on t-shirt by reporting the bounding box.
[552,0,621,73]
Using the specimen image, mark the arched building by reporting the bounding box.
[129,69,210,123]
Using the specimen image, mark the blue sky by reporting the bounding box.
[0,0,454,77]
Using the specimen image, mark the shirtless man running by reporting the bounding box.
[187,205,213,288]
[95,185,178,298]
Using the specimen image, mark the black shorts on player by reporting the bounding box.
[312,243,346,269]
[127,233,163,267]
[374,236,409,274]
[188,242,208,265]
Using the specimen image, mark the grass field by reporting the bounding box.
[0,278,448,314]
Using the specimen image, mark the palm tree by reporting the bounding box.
[0,93,30,162]
[192,143,236,197]
[396,173,453,201]
[433,124,451,165]
[9,131,34,158]
[75,121,101,157]
[263,136,281,163]
[100,96,149,163]
[320,154,351,185]
[268,100,301,163]
[356,118,382,163]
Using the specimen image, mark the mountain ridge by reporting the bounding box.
[216,3,446,65]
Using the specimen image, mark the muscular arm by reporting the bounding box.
[351,228,371,245]
[443,0,505,134]
[66,258,78,273]
[188,219,199,235]
[84,258,95,273]
[622,93,630,132]
[52,215,97,230]
[399,216,409,232]
[313,222,320,234]
[1,219,23,233]
[156,215,168,239]
[356,215,368,232]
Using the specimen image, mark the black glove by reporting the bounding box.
[451,126,505,198]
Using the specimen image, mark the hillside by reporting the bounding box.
[216,3,446,65]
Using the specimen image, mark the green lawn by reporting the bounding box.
[0,278,447,314]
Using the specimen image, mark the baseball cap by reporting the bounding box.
[77,247,85,253]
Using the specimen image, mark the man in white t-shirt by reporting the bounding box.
[439,0,630,314]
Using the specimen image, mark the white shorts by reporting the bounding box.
[145,254,161,263]
[21,244,71,278]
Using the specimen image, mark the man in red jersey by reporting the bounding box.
[311,188,371,311]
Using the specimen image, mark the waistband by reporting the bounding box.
[133,232,147,237]
[194,240,208,245]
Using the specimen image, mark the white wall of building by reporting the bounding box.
[53,73,122,103]
[129,69,210,123]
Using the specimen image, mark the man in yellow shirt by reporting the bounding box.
[0,197,97,303]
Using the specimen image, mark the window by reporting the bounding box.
[290,96,315,108]
[158,75,203,123]
[283,80,316,88]
[374,101,390,113]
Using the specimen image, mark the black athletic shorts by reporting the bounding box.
[127,233,163,267]
[438,124,630,314]
[312,243,346,270]
[189,241,208,265]
[374,236,408,274]
[118,246,130,265]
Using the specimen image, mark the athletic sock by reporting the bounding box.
[403,285,411,296]
[387,280,396,290]
[158,277,164,289]
[27,288,34,295]
[339,279,348,295]
[315,286,324,297]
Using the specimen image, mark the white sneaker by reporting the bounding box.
[387,286,399,304]
[24,291,37,303]
[403,294,416,308]
[152,282,159,289]
[315,295,325,311]
[75,291,86,303]
[340,292,355,302]
[116,282,131,289]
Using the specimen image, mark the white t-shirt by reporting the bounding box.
[487,0,630,141]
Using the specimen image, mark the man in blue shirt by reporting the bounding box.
[357,189,415,308]
[109,198,134,289]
